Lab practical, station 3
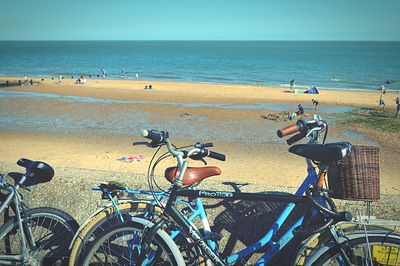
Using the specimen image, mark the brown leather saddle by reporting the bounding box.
[164,166,221,186]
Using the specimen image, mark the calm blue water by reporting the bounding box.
[0,41,399,91]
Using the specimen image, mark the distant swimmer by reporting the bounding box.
[384,79,395,84]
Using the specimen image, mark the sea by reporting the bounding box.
[0,41,399,91]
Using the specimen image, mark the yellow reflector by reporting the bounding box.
[372,246,400,265]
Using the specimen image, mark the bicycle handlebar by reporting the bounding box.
[277,124,299,138]
[141,129,167,143]
[277,119,308,138]
[190,149,226,161]
[277,119,326,145]
[287,132,307,145]
[207,150,226,161]
[140,129,226,162]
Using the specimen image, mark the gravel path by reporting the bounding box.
[1,161,399,224]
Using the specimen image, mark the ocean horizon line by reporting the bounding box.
[1,40,400,43]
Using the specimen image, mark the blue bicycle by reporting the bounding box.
[69,141,223,265]
[79,118,400,265]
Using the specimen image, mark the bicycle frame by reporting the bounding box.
[83,161,321,265]
[89,186,216,247]
[145,125,331,265]
[0,182,34,264]
[166,164,321,265]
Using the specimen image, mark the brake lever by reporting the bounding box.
[195,142,214,149]
[189,154,208,165]
[132,141,150,146]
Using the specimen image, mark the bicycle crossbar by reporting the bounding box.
[176,189,310,204]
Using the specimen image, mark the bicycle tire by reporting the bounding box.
[0,207,79,265]
[294,223,400,265]
[311,232,400,266]
[69,200,162,266]
[80,217,185,266]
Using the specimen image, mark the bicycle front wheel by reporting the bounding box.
[312,232,400,266]
[81,217,185,266]
[69,200,162,266]
[0,207,79,265]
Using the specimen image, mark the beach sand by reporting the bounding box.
[1,77,399,196]
[2,76,397,107]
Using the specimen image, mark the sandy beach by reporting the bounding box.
[1,76,399,198]
[2,76,398,107]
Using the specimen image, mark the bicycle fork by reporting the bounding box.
[328,225,355,266]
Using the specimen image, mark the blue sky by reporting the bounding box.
[1,0,399,41]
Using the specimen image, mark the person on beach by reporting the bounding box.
[379,90,386,109]
[290,79,295,91]
[58,75,62,84]
[380,84,386,93]
[135,73,139,80]
[101,68,107,78]
[395,97,400,118]
[287,104,304,120]
[312,99,319,111]
[296,104,304,115]
[121,69,125,78]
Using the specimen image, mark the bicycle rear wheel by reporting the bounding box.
[0,207,79,265]
[81,217,185,266]
[312,232,400,265]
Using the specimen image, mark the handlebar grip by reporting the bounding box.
[132,141,149,146]
[287,132,306,145]
[277,124,299,138]
[334,211,352,223]
[203,142,214,148]
[207,150,226,161]
[141,129,165,142]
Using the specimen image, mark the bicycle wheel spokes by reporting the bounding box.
[83,224,177,266]
[29,215,74,260]
[318,236,400,266]
[0,208,78,265]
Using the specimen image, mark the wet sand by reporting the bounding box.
[1,77,399,196]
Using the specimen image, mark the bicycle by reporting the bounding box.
[69,140,228,266]
[0,158,79,265]
[79,119,400,265]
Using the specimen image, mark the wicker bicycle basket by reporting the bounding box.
[327,145,380,201]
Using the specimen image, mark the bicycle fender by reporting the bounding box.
[302,231,400,266]
[130,216,186,266]
[69,199,155,250]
